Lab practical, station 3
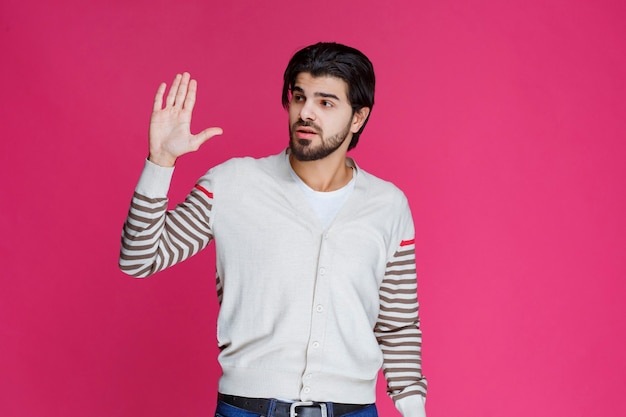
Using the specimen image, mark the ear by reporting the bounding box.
[350,107,371,133]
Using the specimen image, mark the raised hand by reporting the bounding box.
[148,72,223,167]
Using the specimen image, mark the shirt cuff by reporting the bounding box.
[135,158,175,198]
[396,394,426,417]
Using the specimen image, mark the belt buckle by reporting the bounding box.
[290,401,327,417]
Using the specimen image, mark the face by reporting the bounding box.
[288,73,363,161]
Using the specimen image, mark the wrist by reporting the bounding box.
[148,152,176,167]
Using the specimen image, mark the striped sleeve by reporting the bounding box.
[118,163,215,278]
[375,237,427,417]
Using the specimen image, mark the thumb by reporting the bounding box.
[193,127,224,147]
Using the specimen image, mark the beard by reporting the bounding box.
[289,119,352,161]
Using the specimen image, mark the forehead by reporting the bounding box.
[293,73,349,101]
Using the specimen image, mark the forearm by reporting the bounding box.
[376,320,426,417]
[118,160,214,277]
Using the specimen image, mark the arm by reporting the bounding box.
[118,163,215,277]
[118,73,222,277]
[374,208,427,417]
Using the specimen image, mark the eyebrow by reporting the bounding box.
[292,86,341,102]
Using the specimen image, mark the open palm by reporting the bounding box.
[149,72,222,167]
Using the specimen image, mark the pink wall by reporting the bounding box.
[2,0,625,416]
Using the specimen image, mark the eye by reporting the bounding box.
[293,94,305,102]
[321,100,333,108]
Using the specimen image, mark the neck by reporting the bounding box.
[289,150,352,192]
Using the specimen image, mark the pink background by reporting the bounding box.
[2,0,625,416]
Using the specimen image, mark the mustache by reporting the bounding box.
[292,119,322,133]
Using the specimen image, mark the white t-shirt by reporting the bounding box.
[288,163,356,229]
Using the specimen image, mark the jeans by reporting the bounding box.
[214,401,378,417]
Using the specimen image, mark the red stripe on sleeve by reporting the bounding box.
[400,239,415,247]
[194,184,213,199]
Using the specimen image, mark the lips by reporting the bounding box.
[293,122,320,140]
[295,122,319,133]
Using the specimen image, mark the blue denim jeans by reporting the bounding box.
[214,401,378,417]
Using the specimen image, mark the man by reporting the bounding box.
[119,42,426,417]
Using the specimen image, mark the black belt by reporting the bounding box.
[218,393,370,417]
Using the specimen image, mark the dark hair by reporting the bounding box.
[282,42,375,150]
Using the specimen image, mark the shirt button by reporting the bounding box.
[316,305,324,313]
[303,387,311,394]
[305,373,313,380]
[319,267,326,275]
[312,341,320,349]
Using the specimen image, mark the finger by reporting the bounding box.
[153,82,166,112]
[193,127,224,148]
[165,74,182,108]
[183,79,198,111]
[174,72,191,108]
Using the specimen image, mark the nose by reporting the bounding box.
[299,100,316,121]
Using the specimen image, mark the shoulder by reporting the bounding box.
[357,165,409,207]
[351,164,416,246]
[196,152,289,198]
[205,151,286,179]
